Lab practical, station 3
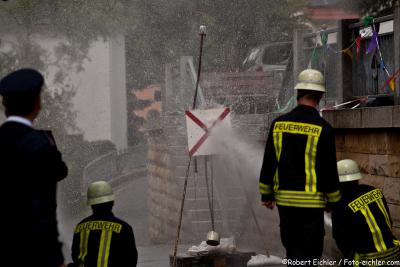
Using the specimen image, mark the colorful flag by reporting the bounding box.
[310,47,317,67]
[380,59,386,71]
[389,79,395,91]
[320,31,328,46]
[379,68,400,92]
[366,31,378,54]
[344,48,353,60]
[363,16,374,27]
[356,37,362,61]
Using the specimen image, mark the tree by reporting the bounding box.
[334,0,395,16]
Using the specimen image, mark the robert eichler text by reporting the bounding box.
[281,258,400,266]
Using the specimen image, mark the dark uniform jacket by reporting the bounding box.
[332,184,400,262]
[0,121,68,267]
[259,105,341,208]
[71,211,138,267]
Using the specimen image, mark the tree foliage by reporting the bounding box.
[334,0,395,16]
[126,0,307,88]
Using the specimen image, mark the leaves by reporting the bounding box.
[333,0,394,15]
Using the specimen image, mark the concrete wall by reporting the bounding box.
[109,35,128,149]
[323,106,400,238]
[1,34,128,149]
[73,35,128,149]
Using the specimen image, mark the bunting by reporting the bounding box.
[366,30,379,54]
[306,17,395,95]
[380,68,400,92]
[356,36,362,61]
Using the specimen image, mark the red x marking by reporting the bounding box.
[185,108,230,156]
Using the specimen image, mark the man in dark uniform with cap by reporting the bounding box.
[0,69,68,267]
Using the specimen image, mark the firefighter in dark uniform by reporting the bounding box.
[0,69,69,267]
[333,159,400,267]
[70,181,138,267]
[259,69,341,265]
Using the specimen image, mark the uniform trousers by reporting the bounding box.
[278,206,325,266]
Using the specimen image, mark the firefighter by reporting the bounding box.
[332,159,400,266]
[0,69,69,267]
[259,69,341,265]
[70,181,138,267]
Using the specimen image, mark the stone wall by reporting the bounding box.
[323,106,400,238]
[146,112,269,244]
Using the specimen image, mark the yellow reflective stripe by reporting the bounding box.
[376,198,392,229]
[310,136,318,192]
[276,199,326,208]
[275,190,325,199]
[259,182,272,194]
[78,231,84,260]
[360,206,387,252]
[353,253,360,267]
[78,229,90,267]
[273,132,282,192]
[260,188,272,194]
[275,190,326,208]
[104,231,112,267]
[358,244,400,260]
[97,230,113,267]
[304,135,319,192]
[326,190,341,203]
[305,135,311,192]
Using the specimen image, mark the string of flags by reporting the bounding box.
[309,16,399,93]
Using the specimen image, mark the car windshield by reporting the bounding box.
[242,43,291,70]
[243,47,263,65]
[262,43,291,65]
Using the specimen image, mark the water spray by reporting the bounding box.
[194,25,220,247]
[172,25,209,267]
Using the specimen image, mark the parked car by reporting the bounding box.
[242,42,292,72]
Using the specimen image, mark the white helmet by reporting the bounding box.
[337,159,363,182]
[87,181,115,205]
[295,69,326,92]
